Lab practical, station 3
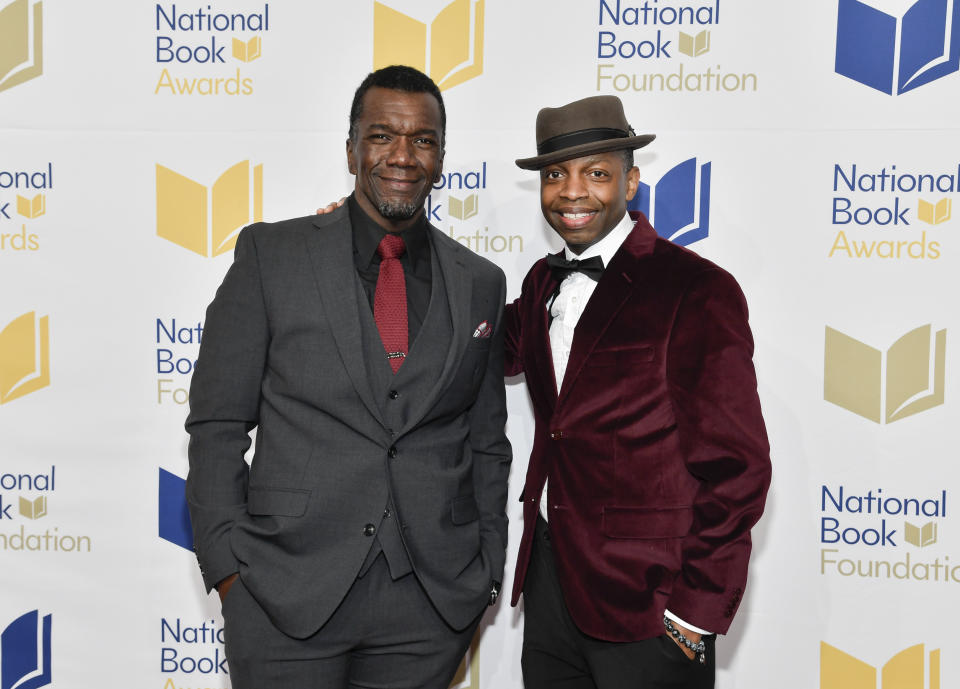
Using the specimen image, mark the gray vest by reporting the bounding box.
[356,239,453,579]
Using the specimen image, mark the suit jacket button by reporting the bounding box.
[363,524,376,537]
[388,390,399,400]
[388,446,398,458]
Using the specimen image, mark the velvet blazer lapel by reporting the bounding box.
[555,218,659,410]
[529,260,562,406]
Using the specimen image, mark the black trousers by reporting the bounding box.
[522,518,715,689]
[222,554,479,689]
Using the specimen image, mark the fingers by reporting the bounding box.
[216,573,239,603]
[669,633,696,660]
[315,197,347,214]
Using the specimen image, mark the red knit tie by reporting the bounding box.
[374,234,408,373]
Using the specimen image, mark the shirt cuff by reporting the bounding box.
[664,609,712,636]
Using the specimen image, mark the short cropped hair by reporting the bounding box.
[348,65,446,146]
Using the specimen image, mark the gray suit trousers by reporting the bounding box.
[223,559,480,689]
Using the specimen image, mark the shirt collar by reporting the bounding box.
[348,193,430,273]
[563,212,634,266]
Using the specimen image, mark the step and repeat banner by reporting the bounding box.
[2,1,958,687]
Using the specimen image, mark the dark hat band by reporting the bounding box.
[537,127,631,156]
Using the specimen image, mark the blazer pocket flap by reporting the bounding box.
[450,495,480,524]
[247,487,311,517]
[587,345,656,367]
[601,505,692,539]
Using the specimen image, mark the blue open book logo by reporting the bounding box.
[628,158,711,247]
[835,0,960,94]
[159,468,193,551]
[1,610,51,689]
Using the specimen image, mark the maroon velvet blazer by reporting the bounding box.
[505,215,771,641]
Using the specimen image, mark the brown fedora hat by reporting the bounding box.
[515,95,655,170]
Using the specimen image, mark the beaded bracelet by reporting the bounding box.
[663,616,706,664]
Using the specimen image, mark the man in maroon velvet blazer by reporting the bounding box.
[506,96,771,688]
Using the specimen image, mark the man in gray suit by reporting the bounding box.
[185,65,511,689]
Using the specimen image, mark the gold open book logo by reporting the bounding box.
[824,325,946,424]
[374,0,484,91]
[449,193,478,221]
[0,311,50,404]
[16,192,44,218]
[156,161,263,257]
[19,495,46,519]
[233,35,261,62]
[821,642,940,689]
[678,30,710,57]
[917,198,951,225]
[0,0,42,93]
[904,521,938,548]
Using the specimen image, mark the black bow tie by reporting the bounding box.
[546,254,605,283]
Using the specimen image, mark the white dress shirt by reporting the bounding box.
[541,212,710,636]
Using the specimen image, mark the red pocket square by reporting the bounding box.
[473,321,492,339]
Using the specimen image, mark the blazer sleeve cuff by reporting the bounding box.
[667,580,745,635]
[196,536,241,594]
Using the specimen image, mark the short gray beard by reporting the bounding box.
[377,201,419,220]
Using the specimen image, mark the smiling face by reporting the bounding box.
[539,151,640,254]
[347,86,444,232]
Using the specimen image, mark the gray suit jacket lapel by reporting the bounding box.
[305,206,385,428]
[396,227,471,438]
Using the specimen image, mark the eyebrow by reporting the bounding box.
[544,155,612,172]
[578,155,615,165]
[366,123,440,137]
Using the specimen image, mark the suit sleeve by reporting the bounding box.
[664,267,771,634]
[469,269,513,581]
[504,297,524,377]
[185,226,269,593]
[506,262,545,377]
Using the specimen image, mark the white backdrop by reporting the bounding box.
[2,1,957,688]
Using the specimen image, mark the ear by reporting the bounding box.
[346,137,357,175]
[624,166,641,202]
[433,152,444,184]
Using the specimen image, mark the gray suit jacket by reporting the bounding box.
[185,206,511,638]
